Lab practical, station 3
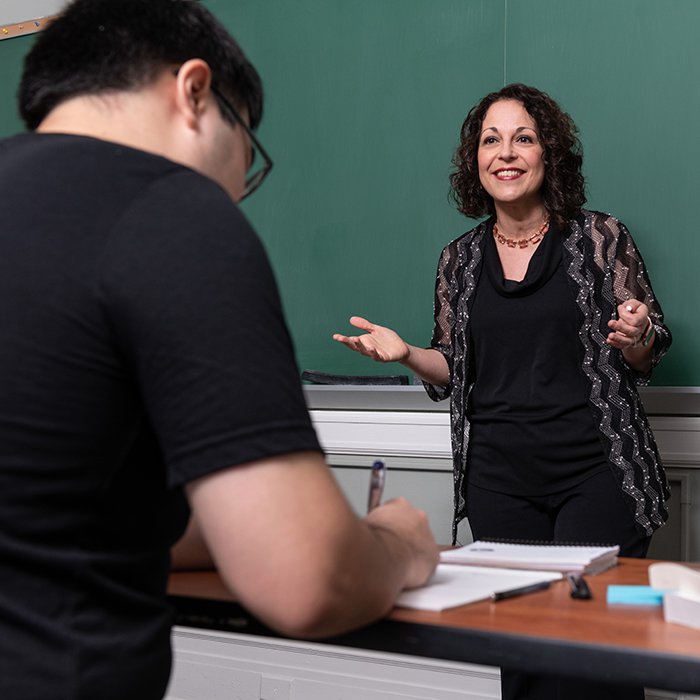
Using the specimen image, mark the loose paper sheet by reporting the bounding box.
[396,564,562,611]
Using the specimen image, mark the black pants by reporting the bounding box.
[466,470,651,700]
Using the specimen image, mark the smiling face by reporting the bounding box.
[477,99,545,213]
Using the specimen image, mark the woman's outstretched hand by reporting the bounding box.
[333,316,410,364]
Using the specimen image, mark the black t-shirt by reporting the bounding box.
[467,225,606,495]
[0,133,321,699]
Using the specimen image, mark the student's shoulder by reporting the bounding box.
[120,153,254,241]
[97,155,263,284]
[147,166,239,217]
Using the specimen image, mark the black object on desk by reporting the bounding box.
[567,573,592,599]
[492,580,552,601]
[301,370,409,386]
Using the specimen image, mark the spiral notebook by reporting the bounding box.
[440,539,620,575]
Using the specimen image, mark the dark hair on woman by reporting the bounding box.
[18,0,263,131]
[449,84,585,230]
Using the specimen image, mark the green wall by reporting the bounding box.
[1,1,697,384]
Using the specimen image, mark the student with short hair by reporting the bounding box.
[0,2,438,698]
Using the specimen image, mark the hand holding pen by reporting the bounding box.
[364,459,439,588]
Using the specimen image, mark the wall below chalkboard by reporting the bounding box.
[0,0,697,384]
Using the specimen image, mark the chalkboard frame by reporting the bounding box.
[0,0,64,27]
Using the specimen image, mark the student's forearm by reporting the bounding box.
[232,503,435,639]
[187,453,437,639]
[272,515,431,638]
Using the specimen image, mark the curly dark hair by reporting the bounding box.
[449,84,586,230]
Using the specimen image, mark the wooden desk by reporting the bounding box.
[168,558,700,694]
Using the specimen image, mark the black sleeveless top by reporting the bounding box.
[467,223,607,495]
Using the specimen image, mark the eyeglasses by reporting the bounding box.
[210,85,273,200]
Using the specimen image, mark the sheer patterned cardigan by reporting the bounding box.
[423,209,672,543]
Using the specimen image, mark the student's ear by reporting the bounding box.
[173,58,214,130]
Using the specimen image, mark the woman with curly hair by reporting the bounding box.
[335,84,670,700]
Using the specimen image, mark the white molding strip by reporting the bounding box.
[310,410,451,459]
[310,410,700,469]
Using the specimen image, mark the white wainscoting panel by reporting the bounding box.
[310,410,451,459]
[167,628,500,700]
[649,417,700,465]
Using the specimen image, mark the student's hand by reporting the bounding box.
[365,497,439,590]
[333,316,410,364]
[607,300,652,349]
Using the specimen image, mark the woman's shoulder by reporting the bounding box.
[573,208,631,238]
[442,218,491,255]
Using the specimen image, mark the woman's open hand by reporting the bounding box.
[333,316,410,364]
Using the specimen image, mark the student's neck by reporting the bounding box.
[36,92,173,159]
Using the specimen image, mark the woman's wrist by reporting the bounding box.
[622,319,654,373]
[632,318,654,348]
[399,343,417,367]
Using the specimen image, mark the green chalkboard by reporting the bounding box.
[503,0,700,386]
[0,0,697,385]
[203,0,698,385]
[204,0,505,380]
[0,35,33,136]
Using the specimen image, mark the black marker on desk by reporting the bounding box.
[491,580,552,601]
[567,573,592,599]
[367,460,386,513]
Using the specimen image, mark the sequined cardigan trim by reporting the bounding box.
[423,209,672,543]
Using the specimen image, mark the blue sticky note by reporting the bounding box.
[606,585,674,605]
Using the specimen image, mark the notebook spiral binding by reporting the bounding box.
[481,537,617,548]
